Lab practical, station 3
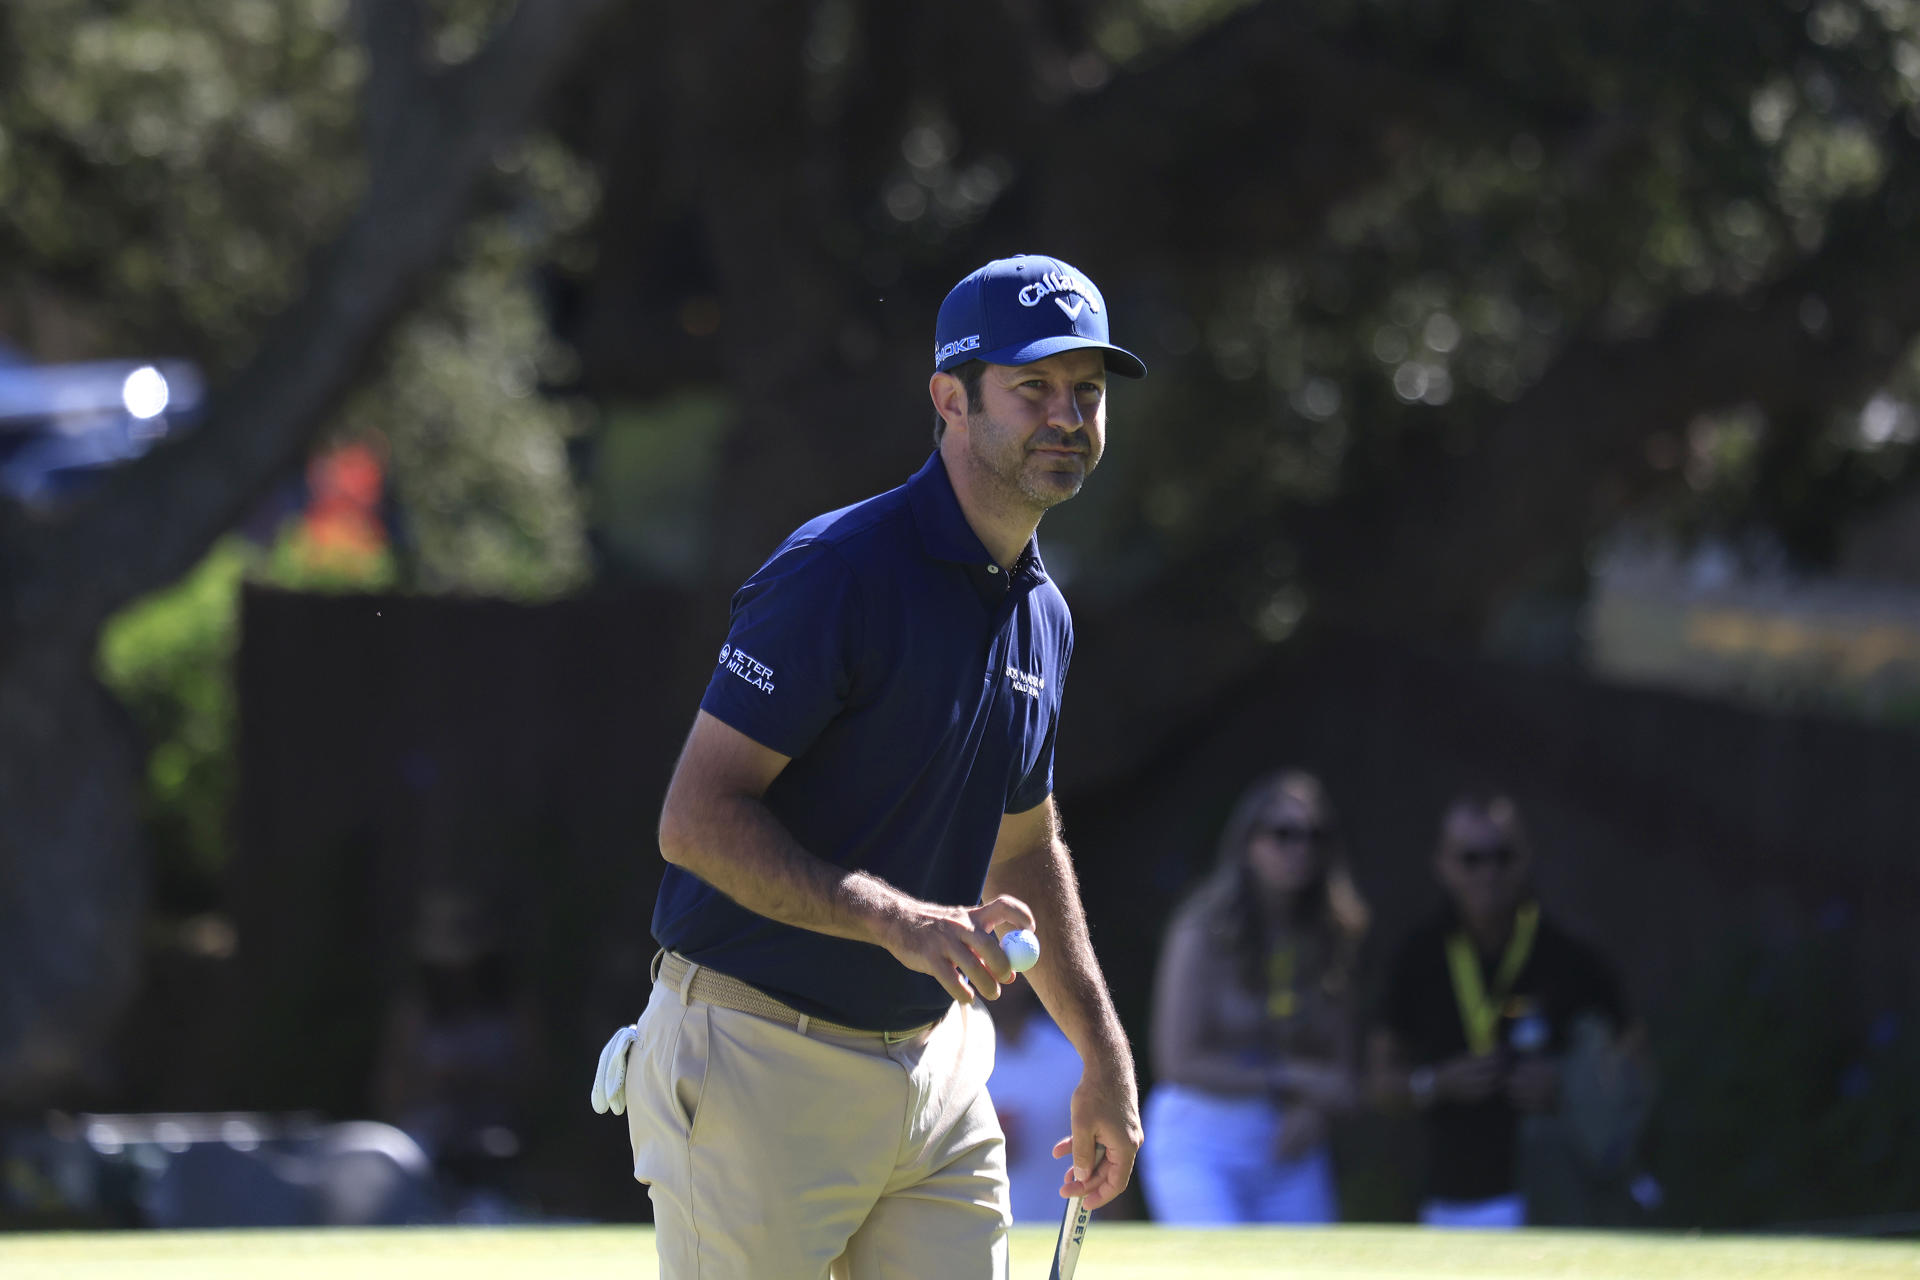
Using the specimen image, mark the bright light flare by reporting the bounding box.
[122,365,170,420]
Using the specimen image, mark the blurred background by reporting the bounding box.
[3,0,1919,1236]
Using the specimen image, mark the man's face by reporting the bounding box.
[1435,809,1530,924]
[959,350,1107,510]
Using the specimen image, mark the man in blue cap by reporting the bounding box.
[592,255,1146,1278]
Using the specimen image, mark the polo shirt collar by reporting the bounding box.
[906,450,1050,583]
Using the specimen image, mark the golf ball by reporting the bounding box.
[1001,928,1041,972]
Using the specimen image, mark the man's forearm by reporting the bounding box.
[660,789,904,945]
[983,833,1132,1078]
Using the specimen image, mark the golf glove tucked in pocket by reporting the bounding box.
[590,1024,639,1116]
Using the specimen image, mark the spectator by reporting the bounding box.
[1366,792,1643,1228]
[984,974,1083,1226]
[1140,770,1370,1223]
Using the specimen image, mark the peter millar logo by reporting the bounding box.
[1017,269,1099,322]
[719,644,775,694]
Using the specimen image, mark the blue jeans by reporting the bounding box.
[1139,1083,1338,1224]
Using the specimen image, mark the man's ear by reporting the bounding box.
[929,370,969,431]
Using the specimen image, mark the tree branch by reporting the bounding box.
[357,0,429,187]
[8,0,617,640]
[1012,3,1590,266]
[1297,187,1920,640]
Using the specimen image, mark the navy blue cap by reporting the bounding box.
[933,254,1147,379]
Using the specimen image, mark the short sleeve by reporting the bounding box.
[1007,729,1055,814]
[699,543,864,759]
[1007,628,1070,814]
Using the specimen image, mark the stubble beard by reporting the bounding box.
[966,410,1099,515]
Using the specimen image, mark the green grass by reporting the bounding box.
[0,1225,1915,1278]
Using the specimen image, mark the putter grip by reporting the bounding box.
[1048,1143,1105,1280]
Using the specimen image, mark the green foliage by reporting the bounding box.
[589,390,734,584]
[90,209,595,895]
[344,143,598,600]
[1646,929,1920,1228]
[1094,0,1264,61]
[34,3,597,898]
[1,1,595,601]
[1050,0,1920,624]
[0,0,365,360]
[94,523,400,905]
[95,540,251,903]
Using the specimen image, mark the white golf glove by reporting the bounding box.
[590,1023,640,1116]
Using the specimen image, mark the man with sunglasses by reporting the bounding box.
[1366,793,1637,1227]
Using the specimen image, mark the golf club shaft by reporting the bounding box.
[1047,1143,1104,1280]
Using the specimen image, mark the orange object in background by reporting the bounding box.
[300,438,388,569]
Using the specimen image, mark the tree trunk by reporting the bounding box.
[0,0,616,1100]
[0,645,143,1102]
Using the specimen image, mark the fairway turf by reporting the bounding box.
[2,1224,1917,1279]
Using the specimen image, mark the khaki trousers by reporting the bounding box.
[625,958,1010,1279]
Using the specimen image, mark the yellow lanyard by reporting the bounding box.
[1267,940,1297,1019]
[1444,901,1540,1055]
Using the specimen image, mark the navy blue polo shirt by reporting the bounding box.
[651,451,1074,1030]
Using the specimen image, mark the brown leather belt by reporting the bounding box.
[653,949,939,1044]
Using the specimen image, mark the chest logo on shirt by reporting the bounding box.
[1005,664,1045,698]
[718,644,776,694]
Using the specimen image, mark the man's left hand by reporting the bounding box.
[1050,1066,1142,1212]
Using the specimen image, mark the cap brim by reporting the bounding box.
[978,334,1147,379]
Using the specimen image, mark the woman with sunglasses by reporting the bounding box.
[1139,770,1371,1222]
[1366,792,1635,1228]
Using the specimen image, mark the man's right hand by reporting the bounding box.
[874,893,1035,1003]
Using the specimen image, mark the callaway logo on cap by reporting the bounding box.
[933,254,1147,379]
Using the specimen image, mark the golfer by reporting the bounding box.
[595,255,1145,1278]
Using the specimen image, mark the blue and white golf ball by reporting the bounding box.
[1001,928,1041,972]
